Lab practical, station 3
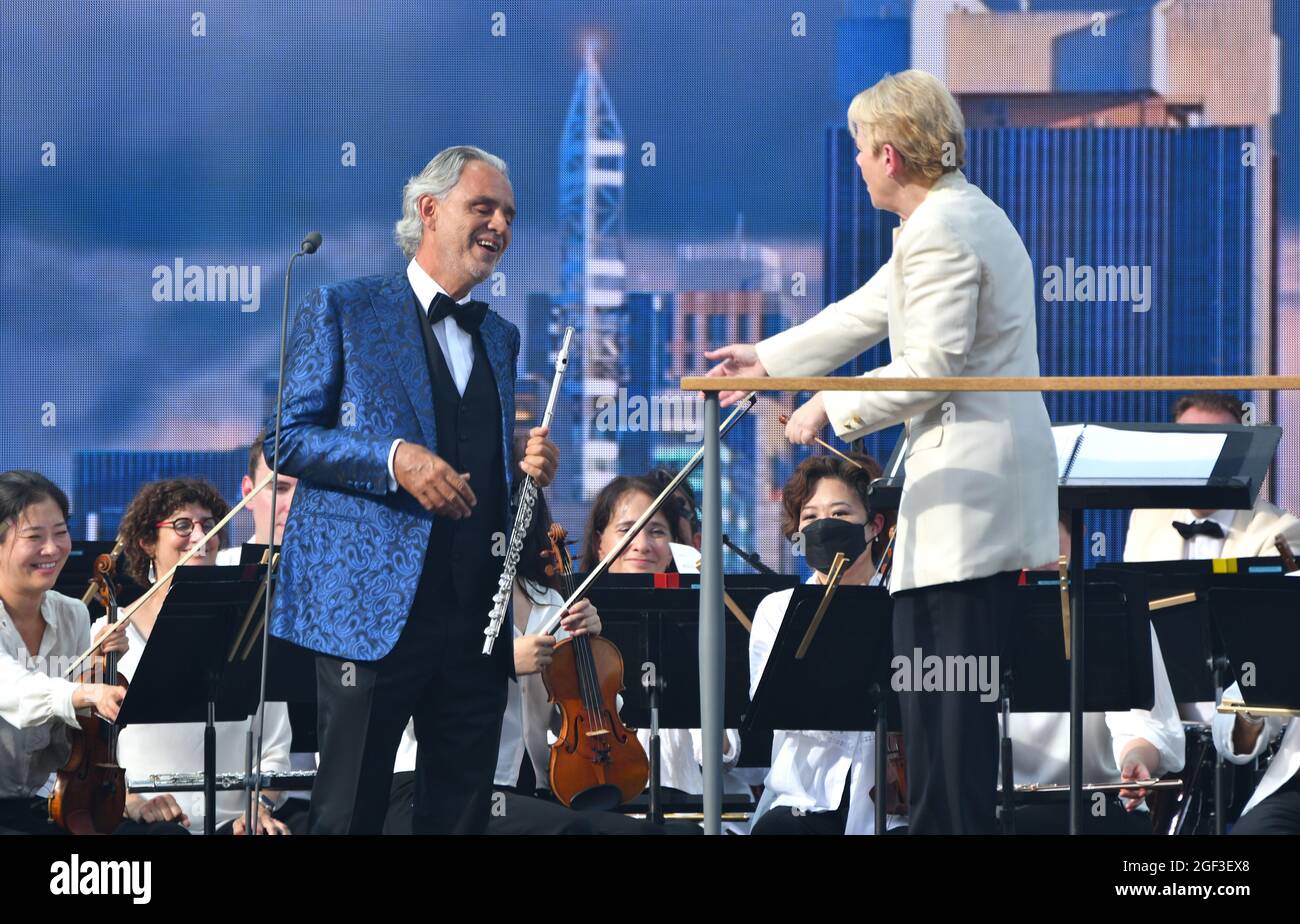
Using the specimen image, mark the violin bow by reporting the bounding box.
[536,391,758,637]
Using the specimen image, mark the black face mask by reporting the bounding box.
[800,517,870,574]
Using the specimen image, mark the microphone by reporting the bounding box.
[244,230,322,834]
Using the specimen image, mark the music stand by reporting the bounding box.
[999,574,1155,833]
[585,572,794,823]
[116,564,315,834]
[743,584,900,835]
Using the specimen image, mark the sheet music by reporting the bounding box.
[1055,425,1226,481]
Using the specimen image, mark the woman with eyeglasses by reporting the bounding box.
[91,478,294,835]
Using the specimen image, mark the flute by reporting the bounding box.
[481,327,574,655]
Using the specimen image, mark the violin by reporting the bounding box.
[539,524,649,811]
[49,553,128,834]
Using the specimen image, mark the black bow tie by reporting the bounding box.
[428,292,488,334]
[1172,519,1225,540]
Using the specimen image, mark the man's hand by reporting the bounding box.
[515,634,556,676]
[520,426,559,487]
[703,343,767,408]
[125,794,190,828]
[784,393,829,445]
[394,442,476,518]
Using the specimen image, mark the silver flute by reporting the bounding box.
[482,326,574,655]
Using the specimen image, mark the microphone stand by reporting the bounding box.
[721,534,774,575]
[244,231,321,835]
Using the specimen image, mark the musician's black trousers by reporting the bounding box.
[891,571,1017,835]
[309,573,507,836]
[1230,774,1300,835]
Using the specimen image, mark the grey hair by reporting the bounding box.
[394,146,510,259]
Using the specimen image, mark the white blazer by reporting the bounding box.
[755,170,1058,592]
[1212,681,1300,819]
[1123,502,1300,563]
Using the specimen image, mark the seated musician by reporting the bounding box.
[92,478,294,835]
[1006,524,1185,834]
[387,485,659,834]
[1212,683,1300,835]
[748,453,906,835]
[0,469,183,835]
[214,431,298,565]
[1123,392,1300,723]
[582,475,749,804]
[1124,394,1300,561]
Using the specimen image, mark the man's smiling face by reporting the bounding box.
[423,160,515,293]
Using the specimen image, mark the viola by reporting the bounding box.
[49,552,128,834]
[539,524,649,810]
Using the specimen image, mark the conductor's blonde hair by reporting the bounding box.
[848,70,965,182]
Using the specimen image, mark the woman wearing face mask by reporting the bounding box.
[582,476,749,810]
[0,470,164,834]
[93,478,294,835]
[749,453,907,835]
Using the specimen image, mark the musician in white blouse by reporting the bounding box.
[748,453,906,835]
[708,70,1058,834]
[96,478,293,835]
[0,470,179,834]
[582,475,748,802]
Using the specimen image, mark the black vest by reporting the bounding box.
[415,300,505,615]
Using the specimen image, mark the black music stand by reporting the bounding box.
[1208,578,1300,710]
[585,573,794,823]
[871,421,1280,833]
[743,584,901,835]
[1104,563,1294,833]
[1000,573,1155,833]
[116,564,315,834]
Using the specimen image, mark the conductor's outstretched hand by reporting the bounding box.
[702,343,767,407]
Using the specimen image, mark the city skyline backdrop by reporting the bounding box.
[1,0,1296,568]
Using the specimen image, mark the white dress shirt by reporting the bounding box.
[1002,626,1185,811]
[1176,508,1235,561]
[384,259,478,491]
[91,613,292,834]
[1212,681,1300,819]
[0,591,88,799]
[214,545,241,566]
[747,575,906,834]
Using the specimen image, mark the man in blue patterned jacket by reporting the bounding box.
[269,146,558,834]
